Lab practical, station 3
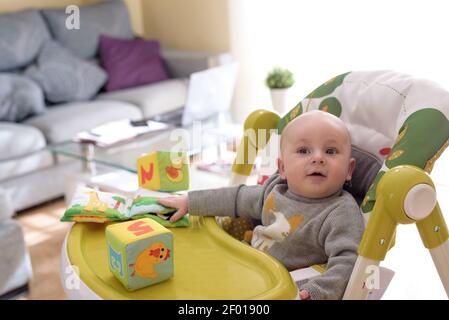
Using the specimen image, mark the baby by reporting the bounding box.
[159,110,365,300]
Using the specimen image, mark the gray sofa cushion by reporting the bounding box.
[161,49,233,78]
[0,190,14,222]
[25,100,142,144]
[0,10,50,71]
[41,0,134,59]
[25,41,107,104]
[0,122,52,181]
[97,79,189,118]
[0,151,53,182]
[0,122,47,160]
[0,219,32,296]
[0,73,45,122]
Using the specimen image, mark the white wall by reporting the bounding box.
[229,0,449,123]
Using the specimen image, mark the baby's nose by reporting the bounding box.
[311,152,325,164]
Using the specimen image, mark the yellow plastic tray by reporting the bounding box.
[67,216,299,299]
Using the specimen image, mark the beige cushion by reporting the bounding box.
[25,100,142,144]
[97,78,188,118]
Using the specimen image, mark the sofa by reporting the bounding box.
[0,0,231,298]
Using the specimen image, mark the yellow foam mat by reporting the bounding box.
[67,216,298,299]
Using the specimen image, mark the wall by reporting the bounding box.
[0,0,230,52]
[0,0,88,11]
[0,0,144,36]
[141,0,230,52]
[124,0,144,36]
[229,0,449,123]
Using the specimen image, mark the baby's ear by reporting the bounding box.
[277,158,287,179]
[346,157,356,181]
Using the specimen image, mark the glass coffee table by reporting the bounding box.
[48,117,240,196]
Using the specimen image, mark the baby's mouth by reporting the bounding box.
[307,172,326,177]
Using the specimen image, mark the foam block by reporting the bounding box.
[137,151,189,191]
[106,218,173,291]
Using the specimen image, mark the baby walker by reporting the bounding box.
[61,70,449,300]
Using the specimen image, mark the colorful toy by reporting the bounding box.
[106,218,174,291]
[137,151,189,192]
[61,186,190,227]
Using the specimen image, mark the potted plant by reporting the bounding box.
[265,67,295,114]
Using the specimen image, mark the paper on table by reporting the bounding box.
[74,119,171,147]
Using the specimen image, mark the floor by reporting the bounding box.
[12,149,449,300]
[16,199,69,300]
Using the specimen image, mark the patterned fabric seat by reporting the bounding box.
[278,70,449,222]
[226,70,449,299]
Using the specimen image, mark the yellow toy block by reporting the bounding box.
[106,218,173,291]
[137,151,189,191]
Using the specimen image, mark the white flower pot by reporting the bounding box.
[270,88,290,114]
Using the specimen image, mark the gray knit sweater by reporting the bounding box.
[188,174,365,300]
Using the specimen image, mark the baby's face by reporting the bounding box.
[278,111,355,198]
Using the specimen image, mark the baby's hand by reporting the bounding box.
[158,195,188,222]
[299,290,310,300]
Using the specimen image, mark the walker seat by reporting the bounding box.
[277,71,449,221]
[62,216,298,299]
[230,70,449,299]
[61,70,449,300]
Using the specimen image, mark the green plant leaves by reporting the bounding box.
[266,67,294,89]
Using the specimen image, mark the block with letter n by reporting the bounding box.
[106,218,174,291]
[137,151,189,191]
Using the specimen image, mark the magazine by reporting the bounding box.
[74,119,172,147]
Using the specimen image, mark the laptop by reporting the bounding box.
[149,63,238,126]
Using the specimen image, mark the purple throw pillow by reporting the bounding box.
[99,35,169,92]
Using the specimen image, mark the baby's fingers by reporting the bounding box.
[158,197,178,207]
[169,208,187,222]
[299,290,310,300]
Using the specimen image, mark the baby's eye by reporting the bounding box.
[297,147,310,155]
[326,148,337,155]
